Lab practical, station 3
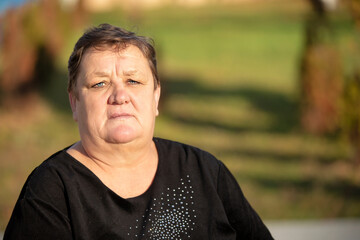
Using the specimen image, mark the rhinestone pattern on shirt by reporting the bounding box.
[127,175,196,239]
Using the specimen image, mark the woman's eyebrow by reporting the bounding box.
[84,70,140,79]
[92,71,111,77]
[123,69,138,76]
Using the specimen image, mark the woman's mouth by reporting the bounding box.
[109,113,133,120]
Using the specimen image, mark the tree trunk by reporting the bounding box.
[300,0,343,134]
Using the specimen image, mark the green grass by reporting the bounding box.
[1,0,360,230]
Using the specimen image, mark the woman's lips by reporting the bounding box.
[109,113,133,120]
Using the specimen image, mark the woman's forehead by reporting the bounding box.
[81,45,148,70]
[79,45,151,80]
[84,44,144,59]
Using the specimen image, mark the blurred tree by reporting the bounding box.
[342,0,360,164]
[1,7,37,96]
[0,0,87,107]
[300,0,343,134]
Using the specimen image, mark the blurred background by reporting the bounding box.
[1,0,360,234]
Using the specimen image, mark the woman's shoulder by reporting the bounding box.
[19,147,76,200]
[32,147,74,176]
[154,137,222,172]
[6,149,74,237]
[155,137,217,157]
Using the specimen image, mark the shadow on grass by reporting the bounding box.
[220,149,342,165]
[162,75,299,134]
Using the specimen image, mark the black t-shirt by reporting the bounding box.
[4,138,273,240]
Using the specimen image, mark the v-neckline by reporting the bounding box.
[62,138,162,201]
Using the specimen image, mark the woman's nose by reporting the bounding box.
[108,84,130,105]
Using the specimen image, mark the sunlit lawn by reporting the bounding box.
[1,0,360,230]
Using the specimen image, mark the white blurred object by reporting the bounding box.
[267,218,360,240]
[321,0,338,11]
[60,0,77,10]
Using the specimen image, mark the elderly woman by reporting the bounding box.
[4,24,273,240]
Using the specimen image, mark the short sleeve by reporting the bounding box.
[216,161,273,240]
[4,166,72,240]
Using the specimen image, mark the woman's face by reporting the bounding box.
[69,45,160,147]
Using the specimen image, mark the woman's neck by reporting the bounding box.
[67,140,159,198]
[76,137,156,166]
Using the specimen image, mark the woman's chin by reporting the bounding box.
[105,130,139,144]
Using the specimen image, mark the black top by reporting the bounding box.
[4,138,273,240]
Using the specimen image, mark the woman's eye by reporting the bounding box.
[92,82,106,88]
[128,79,140,85]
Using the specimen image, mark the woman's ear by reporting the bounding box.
[68,92,78,122]
[155,85,161,116]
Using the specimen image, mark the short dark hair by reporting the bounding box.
[67,23,159,95]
